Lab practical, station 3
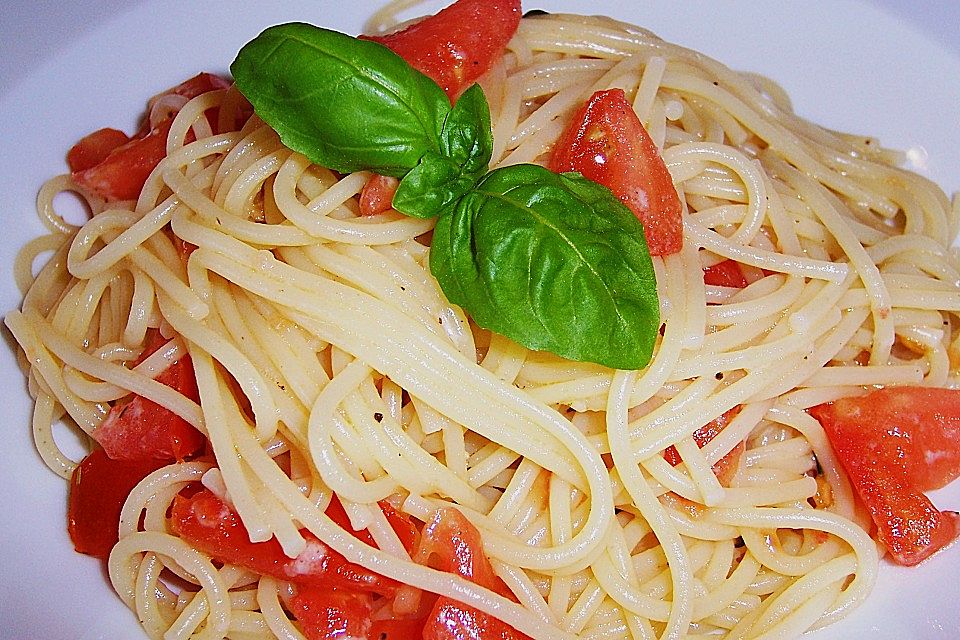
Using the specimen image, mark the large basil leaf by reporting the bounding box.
[431,164,660,370]
[393,84,493,218]
[231,23,450,177]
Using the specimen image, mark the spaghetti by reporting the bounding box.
[7,4,960,640]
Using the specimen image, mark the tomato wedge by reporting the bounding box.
[549,88,683,256]
[72,72,230,201]
[703,259,748,288]
[93,332,204,462]
[170,489,407,595]
[809,386,960,565]
[68,448,167,559]
[67,128,132,173]
[358,174,400,216]
[288,586,375,640]
[363,0,521,102]
[416,508,530,640]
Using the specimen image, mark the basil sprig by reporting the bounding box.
[232,23,660,370]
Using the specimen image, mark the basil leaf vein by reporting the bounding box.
[431,164,660,370]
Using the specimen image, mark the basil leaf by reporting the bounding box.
[431,164,660,370]
[393,84,493,218]
[438,84,493,178]
[230,23,449,176]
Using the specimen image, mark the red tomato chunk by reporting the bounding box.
[71,72,230,202]
[810,386,960,565]
[363,0,521,103]
[92,331,205,462]
[68,448,166,559]
[549,88,683,256]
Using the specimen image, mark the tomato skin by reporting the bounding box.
[289,586,374,640]
[549,88,683,256]
[68,448,166,559]
[809,387,960,565]
[164,72,231,101]
[363,0,521,102]
[73,118,173,202]
[170,489,403,595]
[359,174,400,216]
[417,508,530,640]
[72,72,231,201]
[66,128,131,173]
[703,259,748,288]
[92,333,204,462]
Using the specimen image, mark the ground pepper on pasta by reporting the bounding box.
[6,2,960,640]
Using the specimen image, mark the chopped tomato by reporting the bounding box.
[93,331,204,462]
[68,448,166,559]
[549,88,683,256]
[164,72,231,101]
[703,259,748,288]
[416,508,530,640]
[324,494,419,554]
[72,72,231,201]
[66,128,131,173]
[370,617,429,639]
[363,0,521,102]
[809,386,960,565]
[73,118,173,202]
[170,488,403,595]
[359,174,400,216]
[289,586,374,640]
[663,406,743,486]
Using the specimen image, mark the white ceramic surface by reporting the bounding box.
[1,2,958,639]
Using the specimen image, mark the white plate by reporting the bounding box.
[0,2,957,639]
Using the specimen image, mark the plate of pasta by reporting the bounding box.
[1,1,959,640]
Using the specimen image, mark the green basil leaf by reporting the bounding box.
[230,23,449,176]
[439,84,493,178]
[393,84,493,218]
[431,164,660,370]
[393,152,470,218]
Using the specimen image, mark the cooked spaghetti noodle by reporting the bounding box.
[7,5,960,640]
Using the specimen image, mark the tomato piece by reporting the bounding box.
[549,88,683,256]
[68,448,166,559]
[66,128,131,173]
[416,508,530,640]
[72,72,231,201]
[809,387,960,565]
[663,406,743,486]
[164,72,231,100]
[380,500,420,553]
[370,617,429,639]
[73,117,173,202]
[363,0,521,102]
[703,259,748,288]
[289,586,374,640]
[93,332,204,462]
[358,174,400,216]
[170,489,402,595]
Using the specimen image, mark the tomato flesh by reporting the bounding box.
[359,174,400,216]
[809,386,960,565]
[363,0,521,102]
[549,88,683,256]
[68,448,166,559]
[703,259,748,288]
[170,489,402,595]
[92,332,204,462]
[417,508,530,640]
[72,72,230,201]
[289,586,374,640]
[67,128,131,173]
